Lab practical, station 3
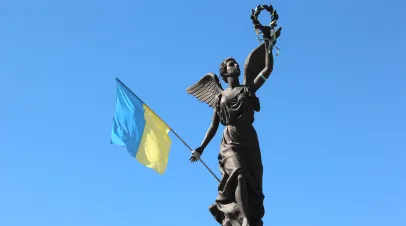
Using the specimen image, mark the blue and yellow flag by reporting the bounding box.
[111,78,172,174]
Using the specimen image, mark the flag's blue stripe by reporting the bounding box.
[111,79,146,157]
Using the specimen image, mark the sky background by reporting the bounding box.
[0,0,405,226]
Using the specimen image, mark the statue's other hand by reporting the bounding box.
[190,146,204,163]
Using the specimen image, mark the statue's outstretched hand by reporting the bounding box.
[261,26,272,39]
[190,146,204,163]
[261,26,282,45]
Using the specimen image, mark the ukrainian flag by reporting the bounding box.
[111,78,172,174]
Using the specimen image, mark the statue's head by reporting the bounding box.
[219,57,240,83]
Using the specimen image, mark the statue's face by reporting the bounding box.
[226,60,240,78]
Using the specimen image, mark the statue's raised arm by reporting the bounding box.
[244,5,282,92]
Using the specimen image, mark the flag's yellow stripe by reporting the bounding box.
[135,105,172,174]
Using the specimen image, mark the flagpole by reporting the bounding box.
[116,78,221,183]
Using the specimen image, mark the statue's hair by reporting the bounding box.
[219,57,236,83]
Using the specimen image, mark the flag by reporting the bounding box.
[111,78,172,174]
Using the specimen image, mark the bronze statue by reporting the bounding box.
[186,4,282,226]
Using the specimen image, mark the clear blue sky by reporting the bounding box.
[1,0,405,225]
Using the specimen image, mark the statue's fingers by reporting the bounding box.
[254,24,262,30]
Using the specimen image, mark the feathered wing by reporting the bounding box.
[186,73,224,108]
[243,42,266,87]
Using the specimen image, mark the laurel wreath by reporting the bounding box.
[250,4,281,54]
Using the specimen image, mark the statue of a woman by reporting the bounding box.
[186,26,281,226]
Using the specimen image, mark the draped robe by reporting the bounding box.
[209,86,265,226]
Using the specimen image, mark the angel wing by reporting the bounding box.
[243,42,266,87]
[186,73,224,108]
